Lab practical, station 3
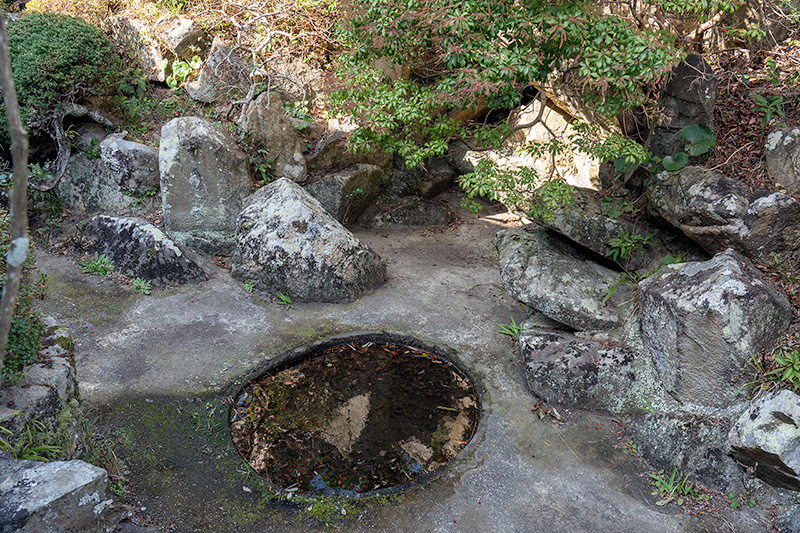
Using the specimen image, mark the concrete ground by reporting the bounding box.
[36,196,769,532]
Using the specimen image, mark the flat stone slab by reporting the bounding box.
[0,456,120,532]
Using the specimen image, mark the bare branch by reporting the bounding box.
[0,8,30,373]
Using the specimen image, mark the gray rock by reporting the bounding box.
[639,249,792,411]
[158,17,209,60]
[100,133,159,196]
[384,156,454,199]
[0,457,127,532]
[495,224,634,331]
[306,130,392,175]
[651,53,718,161]
[185,37,249,103]
[627,413,744,494]
[419,157,456,198]
[730,390,800,490]
[263,55,327,107]
[765,127,800,196]
[71,123,109,152]
[159,117,253,254]
[231,178,386,302]
[520,329,670,416]
[647,166,800,264]
[447,98,600,189]
[54,153,133,214]
[359,197,453,229]
[539,188,679,273]
[80,216,206,288]
[240,92,307,183]
[305,164,385,226]
[108,17,166,82]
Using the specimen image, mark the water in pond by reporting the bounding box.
[230,342,478,495]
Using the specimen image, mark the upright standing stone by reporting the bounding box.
[639,249,792,410]
[159,117,253,254]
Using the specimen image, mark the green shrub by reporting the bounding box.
[0,208,45,385]
[2,12,122,139]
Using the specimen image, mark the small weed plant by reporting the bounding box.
[662,125,716,171]
[131,278,152,295]
[276,292,293,310]
[767,348,800,391]
[250,148,274,186]
[754,94,787,127]
[84,139,101,160]
[622,440,641,457]
[79,253,115,276]
[243,280,255,292]
[601,196,636,220]
[728,493,756,509]
[499,317,524,341]
[165,56,203,89]
[639,399,658,413]
[606,230,658,263]
[0,414,62,461]
[650,467,704,506]
[192,401,223,433]
[85,429,130,500]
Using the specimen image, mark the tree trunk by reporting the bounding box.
[0,9,29,375]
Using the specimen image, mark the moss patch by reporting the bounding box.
[87,394,392,531]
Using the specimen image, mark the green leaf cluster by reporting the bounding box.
[649,466,704,506]
[2,13,123,140]
[606,230,658,263]
[753,94,787,127]
[458,159,575,221]
[331,0,694,168]
[662,125,716,171]
[768,348,800,391]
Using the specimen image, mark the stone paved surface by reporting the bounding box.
[36,196,769,532]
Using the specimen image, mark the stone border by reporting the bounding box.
[224,330,488,500]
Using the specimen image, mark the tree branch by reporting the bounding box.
[0,8,30,374]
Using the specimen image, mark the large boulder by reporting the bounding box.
[495,224,634,331]
[263,55,327,107]
[231,178,386,302]
[765,127,800,196]
[185,37,249,103]
[650,53,718,161]
[159,117,253,254]
[107,17,166,82]
[520,329,671,416]
[537,188,701,273]
[639,249,792,411]
[647,166,800,264]
[240,92,307,183]
[384,156,455,200]
[359,197,453,229]
[448,97,599,189]
[54,153,132,214]
[306,129,392,176]
[0,455,127,532]
[305,164,385,226]
[80,216,206,288]
[157,17,209,61]
[99,132,159,196]
[627,413,744,494]
[729,390,800,490]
